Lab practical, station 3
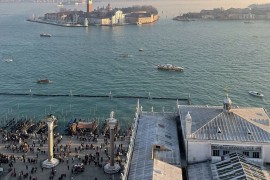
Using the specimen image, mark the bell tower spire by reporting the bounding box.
[87,0,93,13]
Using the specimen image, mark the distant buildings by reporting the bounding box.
[175,4,270,20]
[39,4,158,26]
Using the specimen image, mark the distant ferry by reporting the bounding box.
[40,33,51,37]
[37,79,50,84]
[157,64,184,71]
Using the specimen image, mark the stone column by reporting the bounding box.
[47,120,54,162]
[109,124,115,166]
[104,111,121,174]
[42,115,59,168]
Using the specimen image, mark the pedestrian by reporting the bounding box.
[67,165,69,170]
[26,165,28,170]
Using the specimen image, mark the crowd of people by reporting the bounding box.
[0,128,129,180]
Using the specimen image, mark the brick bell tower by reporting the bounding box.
[87,0,93,13]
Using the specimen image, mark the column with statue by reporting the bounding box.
[42,115,59,168]
[104,111,121,174]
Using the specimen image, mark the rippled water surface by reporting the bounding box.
[0,3,270,125]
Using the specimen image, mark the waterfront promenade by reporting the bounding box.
[0,132,129,180]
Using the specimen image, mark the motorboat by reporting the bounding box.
[37,79,50,84]
[2,56,13,63]
[139,48,144,52]
[3,58,13,63]
[40,33,52,37]
[157,64,184,71]
[244,21,254,24]
[249,91,264,97]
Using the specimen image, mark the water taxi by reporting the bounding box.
[37,79,50,84]
[3,58,13,63]
[40,33,52,37]
[157,64,184,71]
[249,91,264,97]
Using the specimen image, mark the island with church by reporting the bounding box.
[27,1,159,27]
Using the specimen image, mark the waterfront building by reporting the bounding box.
[178,95,270,179]
[179,5,270,20]
[88,10,125,26]
[111,10,125,25]
[44,11,84,24]
[125,12,159,25]
[125,95,270,179]
[202,15,215,20]
[179,95,270,165]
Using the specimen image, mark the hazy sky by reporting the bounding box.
[104,0,270,18]
[1,0,269,18]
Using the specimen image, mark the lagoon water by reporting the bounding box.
[0,3,270,127]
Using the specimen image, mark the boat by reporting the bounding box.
[37,79,50,84]
[249,91,264,97]
[157,64,184,71]
[139,48,144,51]
[3,58,13,63]
[2,56,13,63]
[40,33,52,37]
[244,21,254,24]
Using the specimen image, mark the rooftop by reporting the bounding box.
[153,159,182,180]
[179,105,270,143]
[128,112,181,180]
[211,152,270,180]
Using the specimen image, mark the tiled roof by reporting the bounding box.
[153,159,182,180]
[128,112,180,180]
[211,152,269,180]
[179,105,270,143]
